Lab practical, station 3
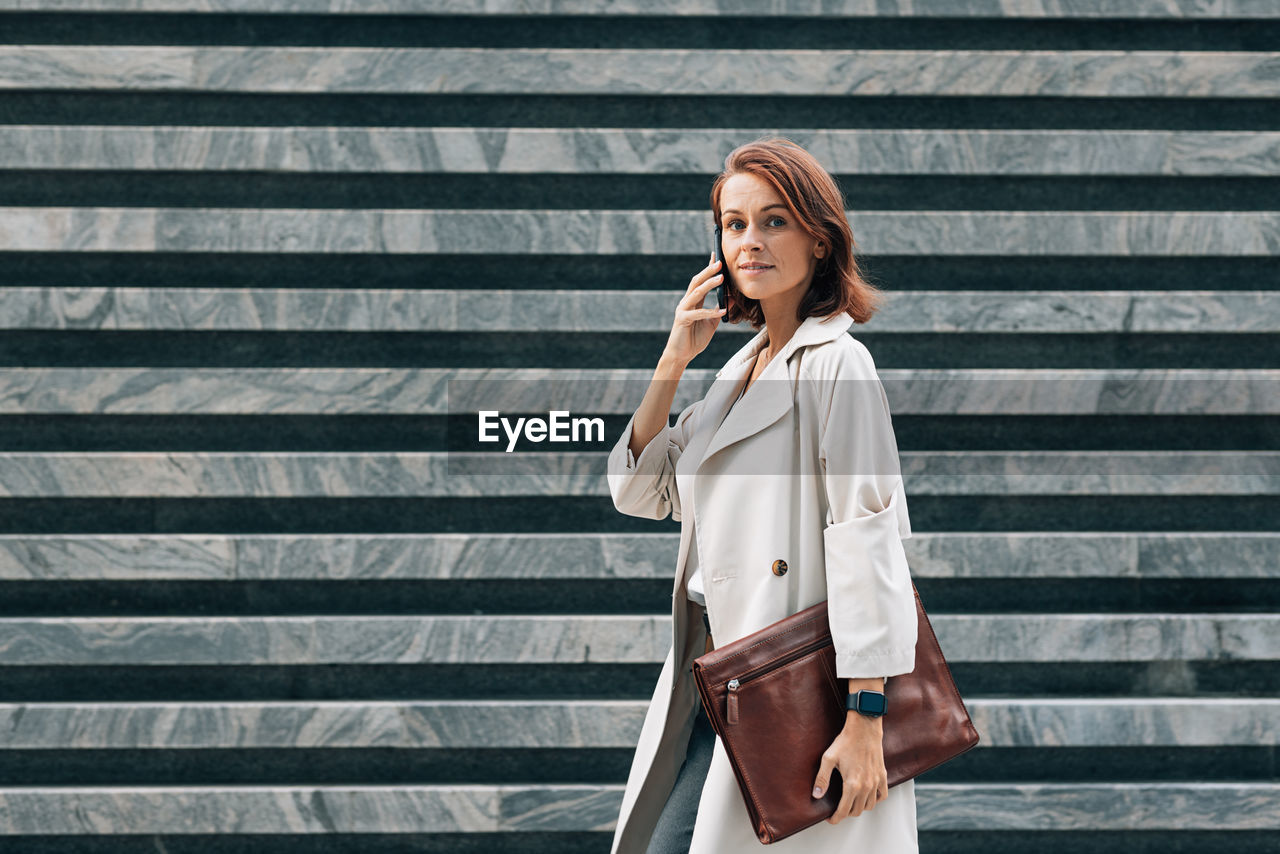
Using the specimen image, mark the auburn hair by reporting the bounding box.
[710,137,884,328]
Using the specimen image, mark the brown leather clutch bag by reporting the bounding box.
[691,581,979,844]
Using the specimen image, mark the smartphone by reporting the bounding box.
[713,225,729,312]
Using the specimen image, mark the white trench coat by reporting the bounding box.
[606,311,919,854]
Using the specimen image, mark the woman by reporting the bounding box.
[606,138,919,853]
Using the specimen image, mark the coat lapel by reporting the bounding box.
[695,312,854,471]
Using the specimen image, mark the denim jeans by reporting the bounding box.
[643,699,717,854]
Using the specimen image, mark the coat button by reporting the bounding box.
[771,559,788,576]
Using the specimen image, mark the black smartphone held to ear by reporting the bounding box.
[713,225,729,313]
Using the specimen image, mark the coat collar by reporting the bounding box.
[697,311,853,470]
[714,311,853,380]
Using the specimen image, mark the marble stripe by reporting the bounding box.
[899,452,1279,496]
[915,783,1280,831]
[0,1,1273,19]
[0,615,675,666]
[0,784,617,834]
[2,533,1276,581]
[0,534,237,580]
[0,614,1274,664]
[1,368,1275,416]
[965,698,1280,747]
[0,783,1276,834]
[916,533,1280,579]
[4,288,1277,333]
[0,451,1272,497]
[0,698,1274,749]
[0,615,672,665]
[0,699,650,749]
[0,700,649,750]
[937,614,1280,662]
[2,47,1278,97]
[4,127,1279,176]
[3,208,1277,256]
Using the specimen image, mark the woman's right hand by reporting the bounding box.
[663,252,728,367]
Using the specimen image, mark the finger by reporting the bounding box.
[673,305,726,328]
[830,782,854,824]
[686,258,722,293]
[679,274,723,309]
[697,273,724,294]
[812,757,833,801]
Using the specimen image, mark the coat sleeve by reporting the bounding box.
[813,340,917,680]
[606,397,704,523]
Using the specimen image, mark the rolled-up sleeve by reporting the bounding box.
[606,398,703,522]
[812,342,917,679]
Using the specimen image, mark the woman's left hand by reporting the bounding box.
[811,714,888,823]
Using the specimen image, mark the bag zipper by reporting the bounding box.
[723,636,831,725]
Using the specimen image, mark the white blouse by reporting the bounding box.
[685,529,707,606]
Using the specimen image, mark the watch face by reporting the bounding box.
[859,691,887,715]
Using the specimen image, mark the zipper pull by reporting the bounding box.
[726,678,739,724]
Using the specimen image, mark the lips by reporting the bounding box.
[740,264,773,270]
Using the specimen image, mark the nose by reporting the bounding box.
[738,224,765,252]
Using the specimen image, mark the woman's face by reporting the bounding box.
[718,172,826,307]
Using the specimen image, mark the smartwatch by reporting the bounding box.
[846,689,887,718]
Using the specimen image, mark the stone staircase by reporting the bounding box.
[0,1,1278,852]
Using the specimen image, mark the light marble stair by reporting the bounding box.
[4,127,1278,174]
[1,698,1275,749]
[4,288,1278,333]
[2,533,1274,580]
[2,368,1274,414]
[0,783,1275,835]
[0,450,1272,497]
[3,47,1279,98]
[0,613,1275,665]
[3,208,1278,255]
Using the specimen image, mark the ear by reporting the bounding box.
[814,241,827,260]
